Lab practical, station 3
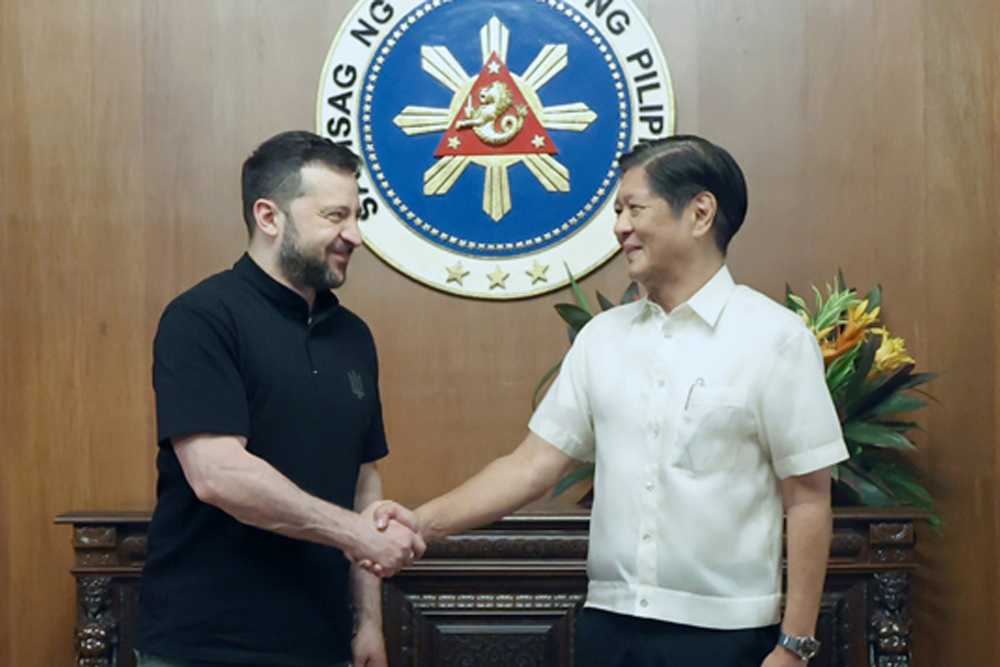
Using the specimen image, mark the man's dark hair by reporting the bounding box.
[241,131,361,234]
[618,135,748,254]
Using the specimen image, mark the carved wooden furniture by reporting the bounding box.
[56,508,921,667]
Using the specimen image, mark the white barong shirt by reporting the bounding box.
[529,266,848,629]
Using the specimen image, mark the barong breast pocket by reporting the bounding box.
[672,385,750,474]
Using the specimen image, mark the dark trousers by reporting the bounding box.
[574,608,779,667]
[135,651,350,667]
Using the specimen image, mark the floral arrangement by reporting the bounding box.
[540,270,936,518]
[786,273,936,516]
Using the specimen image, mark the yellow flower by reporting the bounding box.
[849,300,881,330]
[870,327,915,374]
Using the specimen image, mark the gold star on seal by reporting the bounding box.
[531,135,546,148]
[526,261,549,284]
[487,266,510,289]
[446,262,470,285]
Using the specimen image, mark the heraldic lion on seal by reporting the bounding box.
[457,81,528,146]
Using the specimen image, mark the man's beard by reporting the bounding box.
[278,215,348,291]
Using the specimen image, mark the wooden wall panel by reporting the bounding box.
[0,1,996,665]
[0,4,26,666]
[995,2,1000,663]
[2,1,149,664]
[913,2,998,665]
[694,1,813,292]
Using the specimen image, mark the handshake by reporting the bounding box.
[347,500,426,578]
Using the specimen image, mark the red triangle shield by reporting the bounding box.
[434,52,557,157]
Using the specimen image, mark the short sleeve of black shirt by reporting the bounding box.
[153,301,250,445]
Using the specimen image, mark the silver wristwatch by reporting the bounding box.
[777,631,820,660]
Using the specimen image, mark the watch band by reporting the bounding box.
[777,631,820,660]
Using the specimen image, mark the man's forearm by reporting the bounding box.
[351,463,386,626]
[174,435,418,571]
[350,565,383,628]
[417,432,575,542]
[183,438,367,545]
[781,487,832,637]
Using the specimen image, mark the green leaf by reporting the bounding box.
[863,461,935,510]
[864,284,882,311]
[785,284,800,311]
[846,363,920,418]
[845,458,912,503]
[843,421,917,450]
[620,282,640,305]
[872,420,921,433]
[809,283,858,334]
[596,291,615,312]
[551,463,595,498]
[895,371,938,392]
[880,470,934,505]
[864,393,928,418]
[787,293,811,323]
[554,303,592,336]
[532,361,562,409]
[826,347,859,397]
[564,264,593,316]
[841,335,880,413]
[835,463,896,506]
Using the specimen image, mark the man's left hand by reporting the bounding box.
[761,646,807,667]
[350,620,388,667]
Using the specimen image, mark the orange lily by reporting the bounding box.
[820,300,880,366]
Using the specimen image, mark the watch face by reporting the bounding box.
[781,633,820,659]
[798,637,820,659]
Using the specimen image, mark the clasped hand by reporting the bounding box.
[346,501,425,577]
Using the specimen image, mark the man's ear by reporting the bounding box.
[252,199,283,239]
[690,191,718,240]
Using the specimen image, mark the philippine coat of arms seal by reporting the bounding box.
[318,0,674,299]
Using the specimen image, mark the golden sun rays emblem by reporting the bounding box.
[392,17,597,222]
[318,0,674,299]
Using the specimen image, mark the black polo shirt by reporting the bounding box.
[137,254,388,665]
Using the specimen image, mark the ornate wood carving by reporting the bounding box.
[830,529,866,559]
[870,522,915,545]
[75,576,116,667]
[407,593,584,612]
[870,572,913,667]
[441,634,547,666]
[120,535,147,565]
[425,535,589,560]
[57,508,923,667]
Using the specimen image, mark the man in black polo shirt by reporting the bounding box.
[135,131,424,667]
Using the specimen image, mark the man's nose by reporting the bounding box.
[341,217,363,247]
[613,211,631,243]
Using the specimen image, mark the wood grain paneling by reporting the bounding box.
[995,2,1000,660]
[3,1,150,664]
[0,1,996,665]
[913,3,998,665]
[0,2,26,663]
